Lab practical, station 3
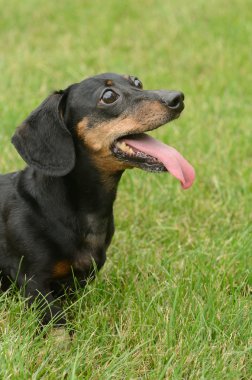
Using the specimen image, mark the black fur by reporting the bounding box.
[0,73,184,326]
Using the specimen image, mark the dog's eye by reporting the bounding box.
[132,77,143,89]
[100,89,119,104]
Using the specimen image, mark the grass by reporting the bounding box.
[0,0,251,378]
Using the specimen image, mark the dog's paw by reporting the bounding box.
[50,327,72,349]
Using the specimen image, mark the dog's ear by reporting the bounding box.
[11,91,75,176]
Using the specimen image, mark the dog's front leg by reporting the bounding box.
[22,277,66,327]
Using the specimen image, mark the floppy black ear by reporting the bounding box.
[11,92,75,176]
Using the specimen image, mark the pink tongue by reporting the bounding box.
[123,134,195,189]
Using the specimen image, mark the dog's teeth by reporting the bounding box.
[117,141,134,155]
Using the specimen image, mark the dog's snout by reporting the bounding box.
[160,91,185,111]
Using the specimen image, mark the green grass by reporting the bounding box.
[0,0,251,378]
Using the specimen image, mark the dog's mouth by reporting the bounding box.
[111,125,195,190]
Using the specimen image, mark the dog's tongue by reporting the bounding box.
[123,134,195,189]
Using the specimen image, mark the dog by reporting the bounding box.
[0,73,195,326]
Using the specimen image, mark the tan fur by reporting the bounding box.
[105,80,113,86]
[76,100,168,185]
[52,260,71,278]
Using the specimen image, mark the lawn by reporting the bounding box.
[0,0,251,379]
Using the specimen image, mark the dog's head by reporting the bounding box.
[12,73,194,189]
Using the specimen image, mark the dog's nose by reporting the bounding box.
[164,91,184,110]
[159,91,185,111]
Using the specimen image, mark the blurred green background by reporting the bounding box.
[0,0,251,379]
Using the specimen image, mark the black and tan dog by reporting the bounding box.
[0,73,195,326]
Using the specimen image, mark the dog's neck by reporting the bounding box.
[64,145,123,216]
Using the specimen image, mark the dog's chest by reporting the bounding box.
[52,213,112,280]
[73,213,109,270]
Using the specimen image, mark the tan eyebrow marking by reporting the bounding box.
[105,80,113,86]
